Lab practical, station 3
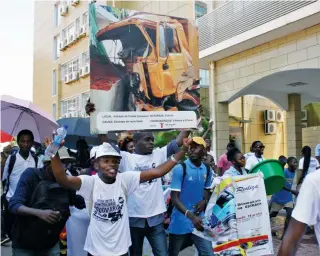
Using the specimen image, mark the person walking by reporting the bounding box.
[245,141,265,171]
[50,139,191,256]
[168,137,214,256]
[269,157,298,239]
[223,148,247,177]
[1,130,43,242]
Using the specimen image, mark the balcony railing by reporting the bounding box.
[198,0,317,52]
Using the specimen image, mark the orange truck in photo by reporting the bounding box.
[95,12,200,114]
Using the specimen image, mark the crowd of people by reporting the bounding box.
[0,125,319,256]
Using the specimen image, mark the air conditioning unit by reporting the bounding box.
[71,0,80,6]
[71,112,78,117]
[64,38,69,47]
[59,41,65,51]
[69,71,79,82]
[59,5,68,16]
[85,64,90,74]
[69,33,75,44]
[264,110,276,122]
[276,110,284,122]
[79,67,85,77]
[80,26,86,37]
[265,123,276,135]
[64,75,69,83]
[75,30,80,39]
[301,110,308,121]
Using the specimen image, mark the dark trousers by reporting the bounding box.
[2,196,14,239]
[168,233,214,256]
[129,223,167,256]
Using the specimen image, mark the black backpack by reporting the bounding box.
[164,162,211,228]
[12,169,70,250]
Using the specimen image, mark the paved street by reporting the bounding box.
[1,214,318,256]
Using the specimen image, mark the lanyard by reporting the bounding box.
[256,156,263,163]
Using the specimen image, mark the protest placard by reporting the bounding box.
[193,174,273,256]
[89,3,200,133]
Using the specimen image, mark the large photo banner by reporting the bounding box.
[89,3,200,133]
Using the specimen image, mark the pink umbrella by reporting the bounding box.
[1,95,58,143]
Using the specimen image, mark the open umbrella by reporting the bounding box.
[0,131,14,143]
[1,95,58,143]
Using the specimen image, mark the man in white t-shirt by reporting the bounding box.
[51,140,190,256]
[119,131,189,255]
[245,141,265,171]
[278,171,320,255]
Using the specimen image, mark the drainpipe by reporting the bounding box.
[209,61,217,162]
[241,96,245,152]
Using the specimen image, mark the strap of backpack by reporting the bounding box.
[205,164,210,183]
[181,162,187,185]
[4,153,17,195]
[32,154,39,168]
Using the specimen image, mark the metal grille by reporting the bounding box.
[198,1,317,51]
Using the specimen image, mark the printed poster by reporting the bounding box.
[89,3,200,133]
[193,174,273,256]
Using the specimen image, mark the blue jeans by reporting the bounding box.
[130,223,167,256]
[168,233,214,256]
[12,243,60,256]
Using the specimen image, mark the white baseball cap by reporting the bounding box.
[95,143,121,159]
[90,146,99,159]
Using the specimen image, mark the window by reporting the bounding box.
[62,22,75,41]
[52,70,57,96]
[61,57,80,79]
[159,25,181,58]
[53,35,60,60]
[81,51,89,67]
[61,96,80,116]
[52,103,56,119]
[195,2,207,19]
[54,2,61,27]
[82,12,88,26]
[75,18,80,33]
[199,69,209,88]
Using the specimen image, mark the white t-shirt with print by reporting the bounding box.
[292,171,320,246]
[119,148,168,218]
[298,157,320,175]
[245,155,264,171]
[78,172,140,256]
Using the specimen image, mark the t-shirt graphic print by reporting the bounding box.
[78,172,140,256]
[93,197,125,223]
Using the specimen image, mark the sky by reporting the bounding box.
[0,0,34,101]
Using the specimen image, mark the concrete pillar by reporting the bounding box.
[286,94,303,157]
[209,61,230,160]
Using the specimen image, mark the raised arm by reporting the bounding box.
[140,139,190,183]
[51,154,81,190]
[202,121,213,140]
[176,131,191,147]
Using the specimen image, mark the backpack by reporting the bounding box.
[164,163,211,228]
[11,169,70,250]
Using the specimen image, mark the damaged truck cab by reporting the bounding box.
[96,13,200,112]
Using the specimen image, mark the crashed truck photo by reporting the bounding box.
[91,9,200,115]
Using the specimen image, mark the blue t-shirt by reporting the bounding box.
[168,159,213,234]
[272,168,295,204]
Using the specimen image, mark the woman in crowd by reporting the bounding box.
[223,148,247,177]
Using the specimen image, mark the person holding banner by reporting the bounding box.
[50,137,192,256]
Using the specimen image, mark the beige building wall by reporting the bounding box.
[33,1,195,119]
[302,126,320,157]
[201,24,320,159]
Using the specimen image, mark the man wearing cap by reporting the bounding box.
[168,137,214,256]
[50,139,191,256]
[8,146,79,255]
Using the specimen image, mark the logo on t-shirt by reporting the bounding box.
[93,197,124,223]
[134,163,157,184]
